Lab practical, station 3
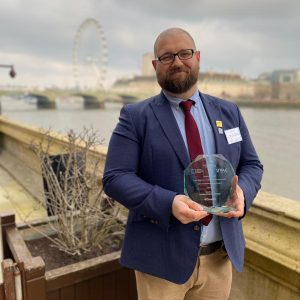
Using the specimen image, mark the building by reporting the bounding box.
[141,53,155,77]
[258,69,300,101]
[113,53,300,103]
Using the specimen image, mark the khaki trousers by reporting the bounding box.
[135,247,232,300]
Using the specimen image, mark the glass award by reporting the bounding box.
[184,154,236,214]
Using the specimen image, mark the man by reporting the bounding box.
[103,28,263,300]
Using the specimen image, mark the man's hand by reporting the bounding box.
[218,175,245,218]
[172,195,209,224]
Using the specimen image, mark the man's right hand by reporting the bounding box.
[172,195,209,224]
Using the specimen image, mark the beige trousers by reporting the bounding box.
[135,247,232,300]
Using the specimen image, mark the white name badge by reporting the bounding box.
[224,127,243,144]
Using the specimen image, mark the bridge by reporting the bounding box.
[0,89,142,109]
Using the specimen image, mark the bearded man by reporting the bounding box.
[103,28,263,300]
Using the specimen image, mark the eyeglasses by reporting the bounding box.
[156,49,196,65]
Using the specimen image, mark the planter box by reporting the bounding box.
[1,213,137,300]
[45,251,137,300]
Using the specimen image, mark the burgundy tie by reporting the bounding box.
[180,100,212,226]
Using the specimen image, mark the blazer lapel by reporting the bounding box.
[150,92,190,168]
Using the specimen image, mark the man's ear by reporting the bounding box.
[196,51,200,62]
[152,60,157,70]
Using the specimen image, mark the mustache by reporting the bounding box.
[168,66,189,75]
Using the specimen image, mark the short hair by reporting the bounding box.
[153,28,196,56]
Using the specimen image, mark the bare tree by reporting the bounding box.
[28,128,124,256]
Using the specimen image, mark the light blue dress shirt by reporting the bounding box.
[163,90,223,245]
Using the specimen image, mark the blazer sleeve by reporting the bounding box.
[102,105,176,231]
[236,106,263,213]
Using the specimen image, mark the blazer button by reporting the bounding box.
[193,225,200,231]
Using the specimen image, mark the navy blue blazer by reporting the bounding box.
[103,91,263,284]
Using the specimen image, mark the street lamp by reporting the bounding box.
[0,64,17,114]
[0,64,16,78]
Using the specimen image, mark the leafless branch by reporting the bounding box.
[27,128,124,256]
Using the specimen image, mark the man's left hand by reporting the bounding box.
[217,175,245,218]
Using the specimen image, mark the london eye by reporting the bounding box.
[72,18,108,89]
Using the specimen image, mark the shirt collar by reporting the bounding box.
[163,89,201,109]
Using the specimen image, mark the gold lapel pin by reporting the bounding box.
[216,120,223,128]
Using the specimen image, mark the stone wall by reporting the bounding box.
[230,191,300,299]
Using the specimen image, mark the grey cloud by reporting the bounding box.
[113,0,299,21]
[0,0,299,85]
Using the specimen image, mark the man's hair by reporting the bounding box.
[153,28,196,57]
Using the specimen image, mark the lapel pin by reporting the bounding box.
[216,120,223,128]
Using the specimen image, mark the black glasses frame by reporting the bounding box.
[156,49,196,65]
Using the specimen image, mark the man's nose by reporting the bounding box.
[172,55,184,66]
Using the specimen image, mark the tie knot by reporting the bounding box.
[180,100,194,112]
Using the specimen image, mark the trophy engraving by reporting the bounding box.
[184,154,236,214]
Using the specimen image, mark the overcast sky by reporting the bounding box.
[0,0,299,88]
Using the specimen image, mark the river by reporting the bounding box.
[2,101,299,202]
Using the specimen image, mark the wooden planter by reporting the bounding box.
[1,213,137,300]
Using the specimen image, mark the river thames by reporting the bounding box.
[2,102,299,202]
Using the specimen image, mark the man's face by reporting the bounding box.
[152,32,200,94]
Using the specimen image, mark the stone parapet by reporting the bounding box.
[230,191,300,299]
[0,116,107,211]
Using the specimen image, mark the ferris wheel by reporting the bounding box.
[72,18,108,89]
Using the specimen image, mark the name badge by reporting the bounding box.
[224,127,242,144]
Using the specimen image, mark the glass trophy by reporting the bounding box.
[184,154,236,214]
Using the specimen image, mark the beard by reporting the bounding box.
[156,64,199,94]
